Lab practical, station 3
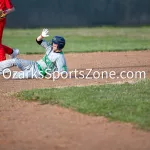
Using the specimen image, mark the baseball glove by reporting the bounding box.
[0,10,6,20]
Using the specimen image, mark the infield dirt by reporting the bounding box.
[0,51,150,150]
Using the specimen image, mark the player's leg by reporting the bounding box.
[0,45,6,61]
[12,65,40,79]
[0,20,6,61]
[0,19,6,44]
[0,58,34,75]
[0,58,15,74]
[14,58,35,71]
[0,20,19,60]
[2,45,19,58]
[12,60,41,79]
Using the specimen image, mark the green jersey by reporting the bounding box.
[36,40,68,76]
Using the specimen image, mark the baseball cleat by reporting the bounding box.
[11,49,20,58]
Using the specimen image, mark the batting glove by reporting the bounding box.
[41,28,49,38]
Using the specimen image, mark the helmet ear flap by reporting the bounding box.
[58,42,65,50]
[57,45,61,50]
[51,36,65,50]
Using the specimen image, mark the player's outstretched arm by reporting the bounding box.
[36,29,51,50]
[36,28,49,41]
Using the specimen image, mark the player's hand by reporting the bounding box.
[0,10,7,20]
[41,28,49,38]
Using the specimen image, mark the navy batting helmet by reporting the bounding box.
[51,36,66,50]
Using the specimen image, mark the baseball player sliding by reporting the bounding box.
[0,29,68,79]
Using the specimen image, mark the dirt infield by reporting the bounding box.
[0,51,150,150]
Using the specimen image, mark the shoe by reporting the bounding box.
[11,49,19,58]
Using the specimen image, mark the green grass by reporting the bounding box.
[3,26,150,54]
[17,79,150,131]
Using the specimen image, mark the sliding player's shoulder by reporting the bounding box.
[58,52,66,59]
[41,40,51,48]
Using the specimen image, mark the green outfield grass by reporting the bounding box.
[17,79,150,131]
[3,27,150,54]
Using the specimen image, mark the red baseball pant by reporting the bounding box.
[0,19,13,61]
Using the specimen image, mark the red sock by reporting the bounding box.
[0,45,6,61]
[2,44,13,55]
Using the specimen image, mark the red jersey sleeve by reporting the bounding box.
[5,0,14,9]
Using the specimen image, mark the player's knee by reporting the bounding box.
[14,58,22,69]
